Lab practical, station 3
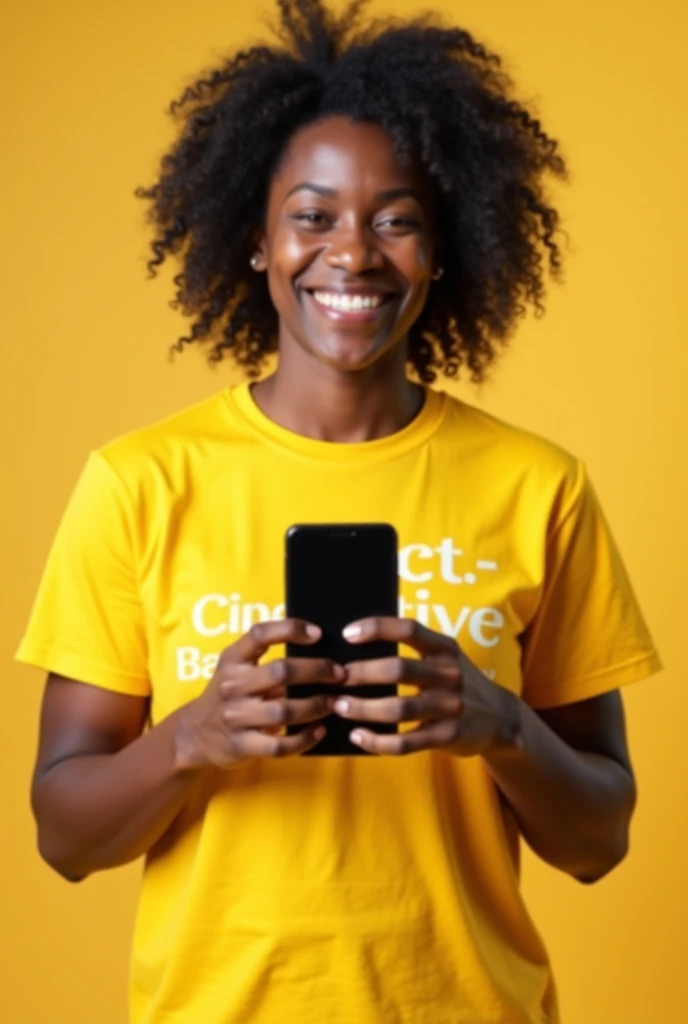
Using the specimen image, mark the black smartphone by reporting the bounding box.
[285,523,398,755]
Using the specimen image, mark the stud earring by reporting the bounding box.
[250,254,260,270]
[432,266,444,281]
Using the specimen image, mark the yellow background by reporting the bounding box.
[3,0,685,1020]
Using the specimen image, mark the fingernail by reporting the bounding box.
[305,624,321,638]
[343,623,363,640]
[334,698,350,714]
[350,729,364,745]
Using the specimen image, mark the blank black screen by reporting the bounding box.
[285,523,398,754]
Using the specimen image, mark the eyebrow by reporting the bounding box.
[285,182,422,203]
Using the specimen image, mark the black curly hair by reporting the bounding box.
[136,0,568,383]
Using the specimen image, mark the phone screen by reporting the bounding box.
[285,523,398,755]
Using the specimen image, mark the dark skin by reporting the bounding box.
[251,117,433,441]
[32,117,635,885]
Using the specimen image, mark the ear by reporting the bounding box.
[250,227,268,272]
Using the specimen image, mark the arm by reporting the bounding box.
[31,621,340,882]
[334,617,637,884]
[31,675,209,883]
[483,686,636,883]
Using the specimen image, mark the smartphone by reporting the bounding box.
[285,523,399,755]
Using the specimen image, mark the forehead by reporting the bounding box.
[270,116,426,198]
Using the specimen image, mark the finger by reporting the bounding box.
[223,694,336,729]
[343,617,459,658]
[348,719,460,756]
[218,619,322,667]
[344,656,461,689]
[263,684,287,701]
[333,689,462,724]
[232,723,327,759]
[220,657,345,697]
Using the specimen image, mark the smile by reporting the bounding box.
[310,290,391,312]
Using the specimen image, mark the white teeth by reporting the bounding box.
[312,291,385,312]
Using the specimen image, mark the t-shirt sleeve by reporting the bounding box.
[15,451,150,696]
[520,461,661,709]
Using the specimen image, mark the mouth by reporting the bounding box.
[303,288,397,324]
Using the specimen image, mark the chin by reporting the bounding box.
[311,335,395,373]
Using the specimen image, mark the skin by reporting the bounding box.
[32,116,635,886]
[250,117,434,442]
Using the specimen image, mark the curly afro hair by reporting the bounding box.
[136,0,568,383]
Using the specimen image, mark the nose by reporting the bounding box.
[324,223,384,274]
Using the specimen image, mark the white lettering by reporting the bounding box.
[177,646,202,681]
[241,602,272,631]
[469,607,505,648]
[435,538,464,584]
[192,594,228,637]
[228,593,241,634]
[202,652,219,679]
[398,543,433,583]
[187,540,505,670]
[176,646,219,681]
[433,605,472,638]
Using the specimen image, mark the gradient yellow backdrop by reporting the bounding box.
[3,1,686,1021]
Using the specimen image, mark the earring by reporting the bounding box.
[432,266,444,281]
[250,254,260,270]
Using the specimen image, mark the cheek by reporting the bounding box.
[402,284,432,335]
[396,241,433,314]
[267,233,318,310]
[410,239,433,280]
[392,236,432,284]
[279,232,313,272]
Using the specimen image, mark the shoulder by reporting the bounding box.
[94,389,237,491]
[439,390,580,473]
[436,389,586,518]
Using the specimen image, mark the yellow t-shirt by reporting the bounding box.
[17,383,660,1024]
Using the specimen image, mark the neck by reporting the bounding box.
[252,344,424,443]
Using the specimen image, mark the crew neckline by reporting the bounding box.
[226,381,447,463]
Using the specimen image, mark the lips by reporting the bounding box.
[302,286,397,324]
[312,290,386,312]
[304,290,396,324]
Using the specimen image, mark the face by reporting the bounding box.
[253,116,437,374]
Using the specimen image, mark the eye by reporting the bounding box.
[376,215,423,233]
[292,211,330,228]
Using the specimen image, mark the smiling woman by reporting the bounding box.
[135,0,566,385]
[252,117,436,428]
[15,1,661,1023]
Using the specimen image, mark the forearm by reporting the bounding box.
[32,706,208,881]
[484,692,636,883]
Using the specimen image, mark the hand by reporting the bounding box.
[174,619,344,769]
[334,617,518,756]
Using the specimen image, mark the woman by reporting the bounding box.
[17,1,660,1021]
